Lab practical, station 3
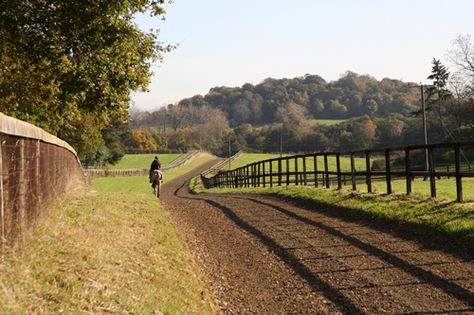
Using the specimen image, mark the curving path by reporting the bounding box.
[161,160,474,314]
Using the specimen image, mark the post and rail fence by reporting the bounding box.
[84,150,201,177]
[0,112,85,248]
[201,150,243,178]
[201,141,474,203]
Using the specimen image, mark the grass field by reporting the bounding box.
[0,158,218,313]
[108,153,181,169]
[198,185,474,243]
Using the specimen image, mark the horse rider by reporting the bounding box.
[149,155,161,186]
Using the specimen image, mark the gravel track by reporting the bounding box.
[161,160,474,314]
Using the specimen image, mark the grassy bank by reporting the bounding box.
[0,177,217,313]
[194,184,474,243]
[108,153,181,169]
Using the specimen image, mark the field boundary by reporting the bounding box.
[201,151,243,178]
[85,150,201,177]
[202,142,474,202]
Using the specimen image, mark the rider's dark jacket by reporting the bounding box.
[150,158,161,172]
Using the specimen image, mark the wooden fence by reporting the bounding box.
[201,150,243,178]
[201,141,474,202]
[84,150,201,177]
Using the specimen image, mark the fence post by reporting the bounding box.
[365,150,372,193]
[278,158,282,186]
[262,161,266,188]
[295,157,299,186]
[269,160,273,187]
[257,162,261,187]
[428,146,436,198]
[35,140,41,215]
[252,164,256,187]
[336,153,342,189]
[313,155,318,187]
[385,149,392,195]
[246,165,249,187]
[324,154,329,188]
[303,156,307,185]
[454,144,463,202]
[286,157,290,186]
[405,148,412,195]
[350,153,356,191]
[19,139,26,238]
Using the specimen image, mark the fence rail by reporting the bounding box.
[84,150,201,177]
[201,150,243,178]
[1,113,85,247]
[202,141,474,202]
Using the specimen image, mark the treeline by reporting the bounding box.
[129,33,474,158]
[138,72,421,128]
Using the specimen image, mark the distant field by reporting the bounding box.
[309,119,348,126]
[108,153,181,169]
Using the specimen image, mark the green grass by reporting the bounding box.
[197,185,474,243]
[107,153,181,169]
[0,178,217,313]
[163,153,216,183]
[93,152,216,194]
[369,177,474,201]
[309,119,347,126]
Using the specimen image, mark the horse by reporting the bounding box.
[151,169,163,197]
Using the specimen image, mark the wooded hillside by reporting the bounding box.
[153,72,421,127]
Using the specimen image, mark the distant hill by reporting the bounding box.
[176,72,420,127]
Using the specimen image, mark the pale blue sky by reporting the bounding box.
[132,0,474,111]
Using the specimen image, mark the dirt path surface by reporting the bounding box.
[161,160,474,314]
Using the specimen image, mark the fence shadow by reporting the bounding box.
[236,196,474,308]
[172,182,364,314]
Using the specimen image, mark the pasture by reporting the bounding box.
[108,153,181,169]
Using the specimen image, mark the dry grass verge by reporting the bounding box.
[0,179,217,314]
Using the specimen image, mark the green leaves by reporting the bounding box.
[0,0,172,164]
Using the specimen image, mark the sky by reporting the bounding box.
[132,0,474,111]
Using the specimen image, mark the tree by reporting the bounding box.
[365,99,378,116]
[274,101,307,126]
[425,59,453,139]
[447,34,474,97]
[0,0,172,162]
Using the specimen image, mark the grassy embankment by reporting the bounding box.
[107,153,181,169]
[194,153,474,242]
[0,153,218,314]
